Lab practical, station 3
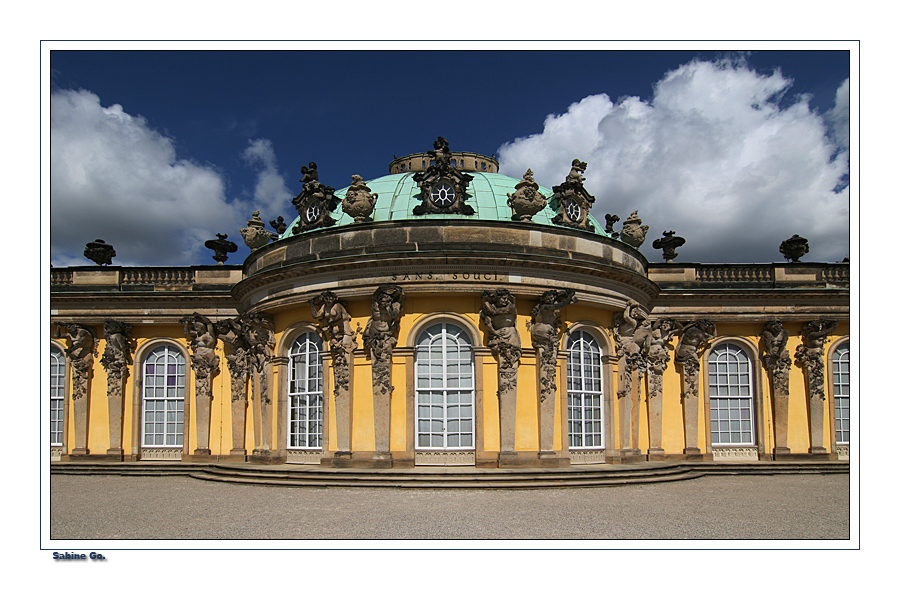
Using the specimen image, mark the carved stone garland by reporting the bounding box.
[674,319,716,455]
[528,289,575,457]
[101,319,133,457]
[181,313,220,456]
[794,319,839,454]
[311,291,359,457]
[481,288,521,458]
[59,323,96,456]
[761,320,792,454]
[362,285,404,461]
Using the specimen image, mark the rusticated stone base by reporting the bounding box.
[537,451,571,468]
[497,451,544,468]
[771,452,837,461]
[65,452,125,462]
[678,448,713,461]
[320,451,354,468]
[61,450,94,461]
[218,449,247,462]
[605,449,646,464]
[249,449,285,465]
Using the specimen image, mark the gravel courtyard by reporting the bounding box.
[50,473,850,540]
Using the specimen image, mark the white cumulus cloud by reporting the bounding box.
[50,89,246,266]
[241,138,295,219]
[497,59,851,263]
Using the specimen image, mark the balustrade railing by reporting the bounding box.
[121,268,194,286]
[696,265,774,283]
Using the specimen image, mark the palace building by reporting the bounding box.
[48,138,851,468]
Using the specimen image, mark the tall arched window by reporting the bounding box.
[567,330,604,448]
[288,332,324,449]
[415,323,475,449]
[832,341,850,445]
[142,345,186,448]
[50,345,66,446]
[708,343,755,445]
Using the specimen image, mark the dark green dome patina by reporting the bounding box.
[279,152,607,238]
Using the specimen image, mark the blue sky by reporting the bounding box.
[48,48,851,267]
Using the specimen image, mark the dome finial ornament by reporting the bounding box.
[412,137,475,216]
[550,159,595,232]
[620,210,649,248]
[342,175,378,223]
[507,168,547,222]
[292,162,339,233]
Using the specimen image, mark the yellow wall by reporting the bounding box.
[50,308,849,460]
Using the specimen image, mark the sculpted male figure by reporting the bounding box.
[481,288,521,355]
[62,323,95,398]
[363,285,404,364]
[311,291,357,355]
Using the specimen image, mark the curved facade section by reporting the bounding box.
[49,141,850,468]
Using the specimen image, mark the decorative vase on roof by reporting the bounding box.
[507,169,547,222]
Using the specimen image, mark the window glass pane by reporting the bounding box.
[567,331,603,449]
[708,343,754,446]
[415,323,475,449]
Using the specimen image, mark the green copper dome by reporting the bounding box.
[280,171,608,238]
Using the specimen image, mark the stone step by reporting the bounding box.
[51,461,848,489]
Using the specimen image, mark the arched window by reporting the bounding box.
[50,345,66,446]
[567,331,604,448]
[832,341,850,445]
[708,343,755,445]
[415,323,475,449]
[142,345,185,448]
[288,332,324,449]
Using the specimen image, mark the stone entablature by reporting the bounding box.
[235,219,656,314]
[389,151,499,175]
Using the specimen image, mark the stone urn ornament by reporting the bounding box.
[780,234,809,262]
[240,211,275,250]
[84,239,116,265]
[507,169,547,221]
[342,175,378,222]
[652,230,686,262]
[620,211,649,248]
[204,233,238,264]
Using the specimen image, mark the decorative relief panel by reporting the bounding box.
[415,451,476,466]
[712,447,759,461]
